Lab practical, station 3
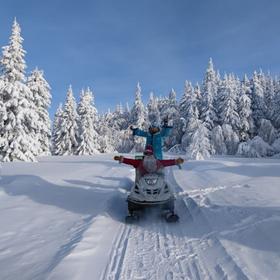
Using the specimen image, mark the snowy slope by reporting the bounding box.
[0,154,280,280]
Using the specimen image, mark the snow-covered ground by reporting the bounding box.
[0,154,280,280]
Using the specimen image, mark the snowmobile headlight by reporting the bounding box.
[134,185,140,194]
[145,178,158,185]
[164,184,169,193]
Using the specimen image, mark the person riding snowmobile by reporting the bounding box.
[114,145,183,177]
[114,145,184,222]
[130,117,172,160]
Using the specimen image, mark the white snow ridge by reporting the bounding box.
[0,154,280,280]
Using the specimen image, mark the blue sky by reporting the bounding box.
[0,0,280,117]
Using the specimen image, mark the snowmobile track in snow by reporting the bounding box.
[101,224,131,280]
[102,167,249,280]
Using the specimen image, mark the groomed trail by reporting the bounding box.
[1,155,280,280]
[102,169,249,280]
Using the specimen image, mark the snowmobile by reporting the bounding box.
[125,168,179,223]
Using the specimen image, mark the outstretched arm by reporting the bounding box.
[123,158,141,168]
[159,158,184,167]
[131,127,148,137]
[159,159,176,167]
[114,155,140,168]
[160,126,173,137]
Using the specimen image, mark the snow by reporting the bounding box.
[237,136,275,157]
[1,154,280,279]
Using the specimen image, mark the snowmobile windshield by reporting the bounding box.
[143,155,158,173]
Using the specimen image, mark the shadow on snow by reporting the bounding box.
[1,174,280,254]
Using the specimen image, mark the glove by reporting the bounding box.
[175,157,184,165]
[163,117,168,126]
[114,155,124,162]
[130,125,138,136]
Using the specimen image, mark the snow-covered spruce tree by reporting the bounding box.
[112,103,130,130]
[26,68,52,155]
[147,92,160,126]
[251,71,266,128]
[180,82,201,151]
[211,125,227,155]
[272,80,280,129]
[130,82,147,152]
[76,88,99,155]
[178,82,192,149]
[130,82,146,128]
[218,74,240,131]
[123,102,131,127]
[161,89,180,149]
[179,81,194,128]
[222,124,239,155]
[0,75,3,92]
[0,77,5,155]
[112,103,135,152]
[57,85,79,155]
[186,120,211,160]
[264,76,275,121]
[169,88,176,104]
[0,76,4,114]
[51,103,64,155]
[194,83,202,115]
[238,76,254,141]
[0,19,40,161]
[200,58,218,131]
[181,104,200,152]
[157,95,169,116]
[213,69,222,119]
[97,112,116,153]
[116,128,135,153]
[161,88,178,120]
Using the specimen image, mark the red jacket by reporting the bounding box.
[122,157,177,175]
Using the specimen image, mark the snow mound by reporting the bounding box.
[272,138,280,153]
[258,119,277,145]
[237,136,274,157]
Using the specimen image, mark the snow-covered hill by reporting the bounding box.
[0,154,280,280]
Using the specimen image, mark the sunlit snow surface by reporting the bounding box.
[0,154,280,280]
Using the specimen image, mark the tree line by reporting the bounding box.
[53,61,280,159]
[1,20,280,161]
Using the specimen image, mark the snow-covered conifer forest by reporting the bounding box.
[1,20,280,161]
